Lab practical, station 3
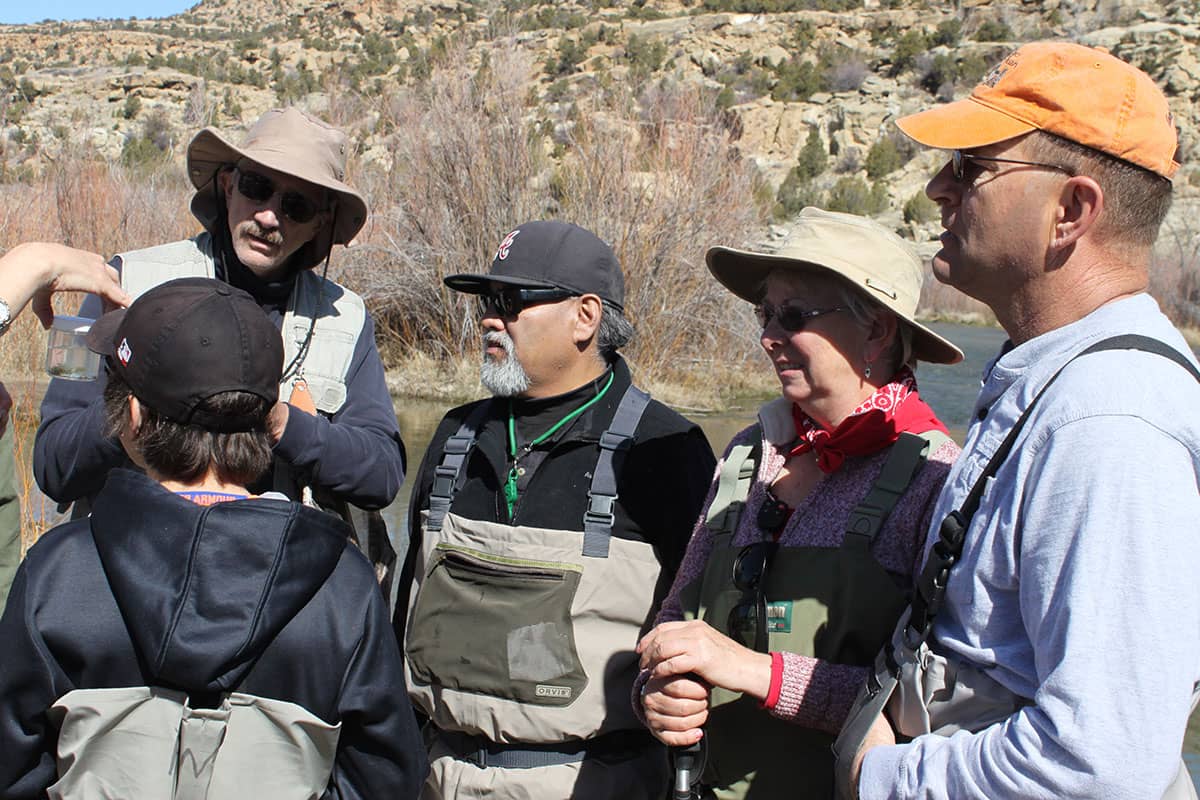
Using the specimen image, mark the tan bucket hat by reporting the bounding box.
[706,207,963,365]
[186,107,369,270]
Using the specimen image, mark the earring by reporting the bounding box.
[864,363,872,379]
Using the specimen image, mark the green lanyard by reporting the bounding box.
[504,371,615,519]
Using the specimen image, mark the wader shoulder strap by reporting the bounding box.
[426,402,493,533]
[582,385,651,558]
[834,335,1200,798]
[842,430,949,551]
[905,335,1200,648]
[704,425,762,537]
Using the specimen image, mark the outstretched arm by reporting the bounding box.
[0,242,128,329]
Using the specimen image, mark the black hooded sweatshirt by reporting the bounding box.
[0,469,426,798]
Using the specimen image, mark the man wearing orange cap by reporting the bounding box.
[836,42,1200,799]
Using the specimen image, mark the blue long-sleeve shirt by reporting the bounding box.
[861,294,1200,799]
[34,259,405,512]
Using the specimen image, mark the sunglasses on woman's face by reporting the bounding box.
[755,300,846,333]
[234,169,323,225]
[476,287,576,319]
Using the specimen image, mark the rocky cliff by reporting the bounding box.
[1,0,1198,252]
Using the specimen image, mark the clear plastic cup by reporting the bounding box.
[45,316,100,381]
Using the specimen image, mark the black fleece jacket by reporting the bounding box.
[0,469,427,799]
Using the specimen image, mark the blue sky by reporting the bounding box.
[0,0,195,24]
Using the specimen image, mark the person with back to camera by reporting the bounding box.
[834,42,1200,800]
[638,208,964,800]
[0,277,427,798]
[636,207,963,799]
[33,108,404,599]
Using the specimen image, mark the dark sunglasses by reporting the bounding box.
[728,540,778,651]
[477,287,576,319]
[755,300,845,333]
[951,150,1072,183]
[235,169,323,224]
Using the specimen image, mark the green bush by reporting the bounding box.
[121,94,142,120]
[775,168,823,219]
[891,30,928,76]
[902,191,938,224]
[545,35,590,77]
[121,135,168,170]
[771,59,826,101]
[973,19,1013,42]
[795,127,827,182]
[626,34,668,80]
[932,18,962,47]
[865,137,902,179]
[825,176,888,215]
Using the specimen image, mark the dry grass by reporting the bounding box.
[0,157,196,546]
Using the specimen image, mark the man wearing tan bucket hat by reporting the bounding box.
[34,108,405,600]
[834,42,1200,800]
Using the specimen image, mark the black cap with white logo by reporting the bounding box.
[444,220,625,310]
[87,277,282,432]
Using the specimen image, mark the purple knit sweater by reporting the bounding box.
[640,398,958,736]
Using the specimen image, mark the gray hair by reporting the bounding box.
[597,299,634,359]
[833,280,914,374]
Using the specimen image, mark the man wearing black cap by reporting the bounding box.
[0,277,426,796]
[400,220,716,799]
[33,108,404,596]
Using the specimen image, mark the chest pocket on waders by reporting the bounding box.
[407,384,651,708]
[407,543,588,706]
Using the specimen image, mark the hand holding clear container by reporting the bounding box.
[46,315,100,381]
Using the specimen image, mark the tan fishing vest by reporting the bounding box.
[405,386,671,799]
[679,422,946,800]
[115,237,397,604]
[48,686,339,799]
[117,234,364,416]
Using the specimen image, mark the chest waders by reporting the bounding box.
[676,428,947,800]
[405,385,671,800]
[116,237,398,613]
[833,335,1200,800]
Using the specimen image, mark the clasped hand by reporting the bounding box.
[636,619,773,746]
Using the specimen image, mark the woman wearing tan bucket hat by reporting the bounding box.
[636,207,963,799]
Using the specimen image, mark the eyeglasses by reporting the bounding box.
[234,169,324,225]
[951,150,1072,184]
[727,493,790,651]
[477,287,576,319]
[728,541,778,651]
[755,300,846,333]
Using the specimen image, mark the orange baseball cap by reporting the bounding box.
[897,41,1179,179]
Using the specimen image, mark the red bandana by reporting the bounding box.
[789,368,948,473]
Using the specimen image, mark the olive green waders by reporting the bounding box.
[679,430,945,799]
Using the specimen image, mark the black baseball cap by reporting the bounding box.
[444,220,625,310]
[87,277,282,432]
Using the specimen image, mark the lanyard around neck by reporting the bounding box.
[503,370,615,519]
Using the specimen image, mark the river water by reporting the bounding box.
[388,320,1200,788]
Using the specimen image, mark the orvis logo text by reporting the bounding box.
[535,684,572,699]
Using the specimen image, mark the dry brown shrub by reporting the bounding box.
[0,155,195,543]
[338,43,771,401]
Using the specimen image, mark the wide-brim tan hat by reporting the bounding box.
[707,207,963,365]
[186,107,369,271]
